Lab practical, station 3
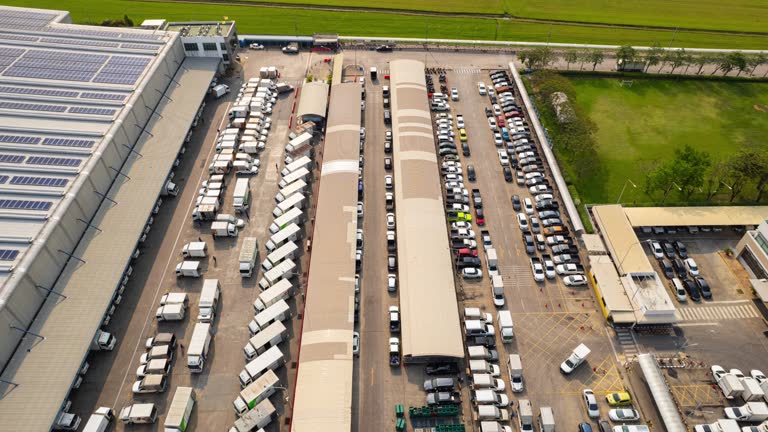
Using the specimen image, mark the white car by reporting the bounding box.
[530,258,545,282]
[462,267,483,279]
[685,258,699,276]
[711,365,726,381]
[493,133,503,147]
[478,82,487,95]
[543,257,556,279]
[386,213,396,229]
[499,151,510,166]
[751,369,767,383]
[388,274,397,292]
[612,426,649,432]
[529,185,551,194]
[456,115,465,129]
[564,275,588,286]
[249,43,265,50]
[488,117,498,131]
[360,127,366,140]
[609,409,640,421]
[452,221,471,230]
[355,274,360,293]
[492,104,502,116]
[493,290,505,307]
[523,198,534,215]
[445,181,465,190]
[357,201,364,218]
[385,175,393,190]
[650,241,664,259]
[352,332,360,355]
[556,263,581,275]
[517,213,529,231]
[451,88,459,101]
[583,389,599,418]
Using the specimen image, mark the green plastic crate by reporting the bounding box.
[395,404,404,417]
[396,417,406,431]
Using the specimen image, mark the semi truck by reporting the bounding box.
[90,329,116,351]
[243,320,288,360]
[497,310,514,342]
[248,299,290,335]
[262,241,298,271]
[239,345,285,388]
[181,241,207,258]
[252,278,294,312]
[233,369,280,415]
[257,259,296,290]
[239,237,259,278]
[164,387,195,432]
[119,404,157,424]
[230,398,277,432]
[265,223,301,252]
[269,207,304,234]
[233,178,251,213]
[197,279,221,323]
[560,343,590,374]
[187,323,212,373]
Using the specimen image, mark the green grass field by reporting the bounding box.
[564,77,768,204]
[5,0,768,49]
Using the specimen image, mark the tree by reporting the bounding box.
[588,49,604,71]
[564,51,579,70]
[645,163,677,201]
[724,150,760,202]
[748,53,767,76]
[693,55,710,75]
[644,42,664,72]
[616,44,636,66]
[674,144,711,199]
[752,151,768,202]
[682,53,694,74]
[123,15,134,27]
[729,52,748,76]
[520,47,555,70]
[660,49,676,73]
[668,49,687,74]
[715,53,735,76]
[577,50,589,70]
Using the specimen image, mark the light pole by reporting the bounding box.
[662,181,682,204]
[616,179,637,204]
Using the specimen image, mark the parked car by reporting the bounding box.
[609,409,640,422]
[606,392,632,406]
[650,241,664,259]
[462,267,483,279]
[685,258,699,276]
[583,389,599,418]
[674,241,689,258]
[503,166,513,182]
[658,259,674,279]
[530,257,545,282]
[683,278,701,302]
[467,165,476,182]
[661,241,676,258]
[564,275,588,286]
[694,276,712,299]
[511,194,521,211]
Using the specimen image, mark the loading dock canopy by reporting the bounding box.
[637,354,686,432]
[296,81,329,121]
[593,205,654,275]
[624,206,768,227]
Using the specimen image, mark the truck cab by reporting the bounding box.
[90,330,116,351]
[389,337,400,366]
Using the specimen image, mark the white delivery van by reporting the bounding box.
[233,178,251,212]
[497,310,514,342]
[187,323,212,373]
[253,279,294,312]
[82,407,113,432]
[269,207,304,234]
[239,237,259,278]
[239,345,285,388]
[272,192,305,218]
[281,155,313,177]
[230,399,277,432]
[258,259,296,290]
[233,369,280,415]
[278,167,310,189]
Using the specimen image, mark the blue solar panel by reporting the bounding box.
[109,56,152,66]
[3,67,95,82]
[0,154,25,163]
[0,85,78,98]
[80,92,125,101]
[0,175,8,184]
[0,199,52,211]
[120,43,160,51]
[68,106,116,116]
[42,137,95,148]
[14,58,102,72]
[92,73,141,85]
[0,249,19,261]
[0,101,67,113]
[40,38,119,48]
[10,175,68,187]
[0,135,41,144]
[0,34,38,42]
[26,156,81,167]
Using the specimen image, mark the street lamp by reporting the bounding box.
[662,182,682,204]
[616,179,637,204]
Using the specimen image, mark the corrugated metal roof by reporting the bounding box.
[390,59,463,359]
[637,354,686,432]
[291,82,360,432]
[296,81,329,120]
[624,205,768,228]
[0,57,219,432]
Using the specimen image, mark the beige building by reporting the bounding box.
[736,221,768,279]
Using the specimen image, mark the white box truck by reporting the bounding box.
[262,241,299,271]
[160,292,189,307]
[508,354,524,393]
[725,402,768,421]
[486,248,499,274]
[187,323,212,373]
[285,132,312,154]
[212,84,230,98]
[480,421,513,432]
[475,389,510,407]
[473,373,506,392]
[744,378,766,402]
[539,407,555,432]
[258,259,296,290]
[269,207,304,234]
[719,374,746,400]
[272,192,305,218]
[164,387,195,432]
[175,261,201,277]
[91,329,116,351]
[233,369,279,415]
[239,237,259,278]
[275,179,307,203]
[82,407,113,432]
[518,399,534,432]
[248,299,290,335]
[470,359,500,377]
[491,274,505,306]
[156,303,186,321]
[560,343,590,374]
[253,278,294,312]
[233,178,251,212]
[468,345,499,361]
[119,404,157,424]
[497,310,514,342]
[239,345,285,388]
[211,220,238,237]
[244,321,288,360]
[198,279,221,323]
[265,223,301,252]
[55,412,81,431]
[281,155,313,177]
[230,398,277,432]
[181,242,207,258]
[278,167,310,188]
[478,405,509,421]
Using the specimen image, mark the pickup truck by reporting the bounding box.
[451,239,477,249]
[551,244,579,255]
[472,189,483,208]
[480,230,492,251]
[389,337,400,366]
[389,306,400,332]
[553,254,579,265]
[556,263,585,275]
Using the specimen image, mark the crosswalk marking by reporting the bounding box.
[615,327,639,357]
[676,303,760,322]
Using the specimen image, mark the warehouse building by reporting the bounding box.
[0,6,219,430]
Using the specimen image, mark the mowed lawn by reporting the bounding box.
[4,0,767,49]
[566,77,768,204]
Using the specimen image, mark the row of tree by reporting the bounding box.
[520,45,768,77]
[646,146,768,203]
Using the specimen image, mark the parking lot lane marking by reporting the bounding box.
[707,299,752,305]
[676,322,720,327]
[370,367,375,386]
[605,328,621,363]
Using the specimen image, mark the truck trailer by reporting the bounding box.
[239,345,285,388]
[187,323,212,373]
[239,237,259,278]
[233,369,279,415]
[164,387,195,432]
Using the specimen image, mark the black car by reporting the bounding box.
[683,278,701,301]
[674,241,688,259]
[457,257,482,268]
[490,95,497,104]
[462,142,471,156]
[384,110,391,124]
[661,241,676,258]
[659,259,674,279]
[384,141,392,154]
[425,362,459,375]
[467,164,476,182]
[503,166,513,182]
[511,194,521,211]
[375,45,393,52]
[551,244,578,255]
[384,157,392,171]
[598,420,612,432]
[484,107,493,117]
[695,276,712,299]
[672,258,686,277]
[536,199,559,211]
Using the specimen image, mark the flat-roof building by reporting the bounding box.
[163,20,238,66]
[736,220,768,280]
[296,81,329,125]
[389,59,463,361]
[0,6,218,430]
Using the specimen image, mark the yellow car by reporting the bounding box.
[459,128,468,142]
[605,392,632,406]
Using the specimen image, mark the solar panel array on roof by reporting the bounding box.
[0,175,8,184]
[0,135,40,144]
[3,49,108,82]
[40,37,119,48]
[0,154,25,163]
[26,156,81,167]
[120,43,161,51]
[92,56,152,85]
[0,249,19,261]
[80,92,125,101]
[0,9,56,30]
[0,101,67,113]
[0,47,26,73]
[68,106,116,116]
[0,33,38,42]
[10,175,68,187]
[0,85,78,98]
[0,199,52,211]
[42,137,95,148]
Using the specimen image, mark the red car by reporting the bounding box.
[456,248,478,257]
[505,111,522,118]
[475,208,486,226]
[497,115,506,127]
